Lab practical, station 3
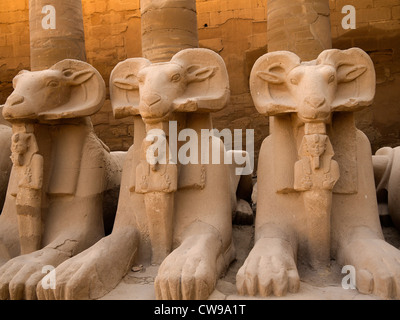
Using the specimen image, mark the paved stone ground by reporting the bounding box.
[101,225,400,300]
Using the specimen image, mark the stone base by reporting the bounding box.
[101,225,400,300]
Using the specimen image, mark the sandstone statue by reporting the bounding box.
[36,48,248,300]
[237,48,400,299]
[0,59,124,300]
[11,128,44,255]
[0,120,12,209]
[373,147,400,230]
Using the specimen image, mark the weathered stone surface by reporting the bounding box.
[0,59,125,300]
[141,0,199,62]
[373,147,400,230]
[330,0,400,152]
[29,0,86,71]
[101,225,400,300]
[2,0,398,157]
[267,0,332,61]
[0,125,12,209]
[238,47,400,300]
[233,199,254,225]
[38,46,241,301]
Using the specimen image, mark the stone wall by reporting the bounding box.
[1,0,400,167]
[330,0,400,152]
[0,0,30,106]
[81,0,142,151]
[197,0,269,166]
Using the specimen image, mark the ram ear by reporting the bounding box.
[113,78,138,91]
[317,48,375,112]
[256,69,286,84]
[65,69,95,86]
[171,48,230,113]
[250,51,300,116]
[186,65,217,83]
[337,64,367,83]
[37,59,105,120]
[110,58,151,119]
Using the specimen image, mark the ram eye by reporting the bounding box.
[290,78,298,85]
[47,80,60,87]
[171,73,181,82]
[328,75,335,84]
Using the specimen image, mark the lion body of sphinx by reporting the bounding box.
[0,125,12,209]
[115,115,236,267]
[0,119,124,261]
[0,60,125,279]
[237,48,400,300]
[373,146,400,230]
[256,124,383,262]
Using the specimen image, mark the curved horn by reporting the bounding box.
[39,59,106,120]
[170,48,230,113]
[317,48,376,112]
[110,58,151,119]
[250,51,301,116]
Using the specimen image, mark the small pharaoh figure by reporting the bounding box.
[294,133,340,192]
[11,131,44,255]
[294,130,340,267]
[135,123,178,264]
[136,126,177,194]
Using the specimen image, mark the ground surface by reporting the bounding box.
[101,225,400,300]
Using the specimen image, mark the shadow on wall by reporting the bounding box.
[333,26,400,153]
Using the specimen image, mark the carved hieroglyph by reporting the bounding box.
[35,48,240,300]
[373,147,400,230]
[10,125,44,255]
[237,48,400,299]
[294,130,340,266]
[0,60,124,300]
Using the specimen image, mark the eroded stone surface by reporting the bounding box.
[0,59,124,300]
[237,48,400,300]
[373,147,400,230]
[102,225,400,300]
[34,48,249,301]
[0,124,12,210]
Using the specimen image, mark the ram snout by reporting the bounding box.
[293,66,337,123]
[6,94,25,107]
[139,92,171,122]
[299,95,331,122]
[3,93,33,120]
[137,64,187,123]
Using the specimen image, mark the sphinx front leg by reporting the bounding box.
[337,226,400,299]
[335,132,400,299]
[0,215,105,301]
[0,245,71,300]
[155,222,227,300]
[36,226,140,300]
[236,223,300,297]
[0,216,19,267]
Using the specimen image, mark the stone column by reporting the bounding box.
[29,0,86,71]
[267,0,332,60]
[141,0,199,63]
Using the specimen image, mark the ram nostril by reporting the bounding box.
[305,96,326,109]
[143,94,162,107]
[7,95,25,107]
